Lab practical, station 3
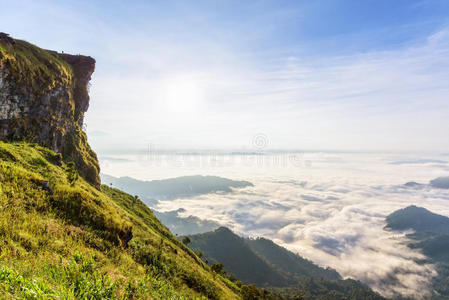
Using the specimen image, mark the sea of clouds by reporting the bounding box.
[101,151,449,299]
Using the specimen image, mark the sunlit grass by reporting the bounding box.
[0,141,241,299]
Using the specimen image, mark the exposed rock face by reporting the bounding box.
[0,33,100,187]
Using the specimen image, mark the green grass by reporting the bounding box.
[0,141,241,299]
[0,252,115,299]
[0,39,73,92]
[62,125,101,188]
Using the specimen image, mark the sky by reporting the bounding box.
[1,0,449,153]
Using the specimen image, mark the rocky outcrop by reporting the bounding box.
[0,33,100,187]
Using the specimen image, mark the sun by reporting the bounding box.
[161,75,204,115]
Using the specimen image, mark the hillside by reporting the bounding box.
[101,173,253,201]
[186,227,385,300]
[0,142,251,299]
[386,206,449,299]
[187,227,289,287]
[245,237,340,281]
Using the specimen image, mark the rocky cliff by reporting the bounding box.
[0,33,100,187]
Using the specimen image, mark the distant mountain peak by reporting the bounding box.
[215,226,233,234]
[100,173,253,201]
[386,205,449,234]
[430,176,449,189]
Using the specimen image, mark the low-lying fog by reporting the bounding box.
[101,151,449,299]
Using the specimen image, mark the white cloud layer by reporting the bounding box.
[102,151,449,299]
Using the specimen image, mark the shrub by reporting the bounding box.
[178,269,219,300]
[211,263,224,274]
[241,284,263,300]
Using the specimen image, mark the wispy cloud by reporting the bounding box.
[85,26,449,152]
[1,1,448,152]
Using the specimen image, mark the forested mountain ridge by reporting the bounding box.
[186,227,385,300]
[101,173,253,201]
[245,236,340,281]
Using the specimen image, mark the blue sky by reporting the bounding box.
[1,0,449,152]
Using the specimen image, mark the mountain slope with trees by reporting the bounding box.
[186,227,385,300]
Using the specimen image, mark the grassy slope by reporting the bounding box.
[0,142,241,299]
[0,38,73,91]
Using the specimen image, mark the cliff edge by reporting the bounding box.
[0,33,99,187]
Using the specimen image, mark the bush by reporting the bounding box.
[211,263,224,274]
[178,270,219,299]
[241,284,263,300]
